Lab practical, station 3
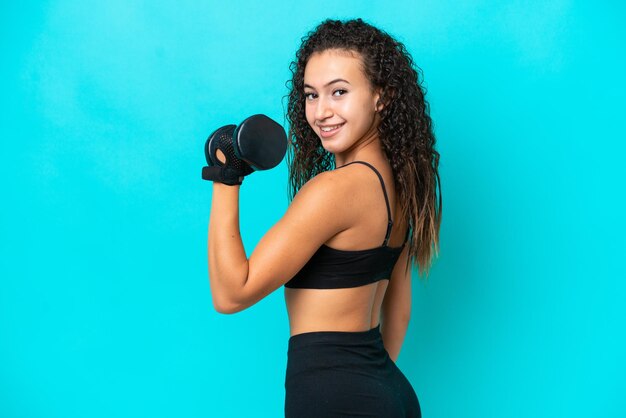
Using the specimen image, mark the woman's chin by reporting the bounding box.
[320,143,341,155]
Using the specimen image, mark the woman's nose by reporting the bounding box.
[315,98,333,121]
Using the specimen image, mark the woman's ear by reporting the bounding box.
[375,87,392,112]
[374,89,384,112]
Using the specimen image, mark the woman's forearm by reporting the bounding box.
[208,183,249,312]
[380,315,410,362]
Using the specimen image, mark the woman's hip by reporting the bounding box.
[285,324,421,417]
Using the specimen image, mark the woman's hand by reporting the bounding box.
[202,115,287,185]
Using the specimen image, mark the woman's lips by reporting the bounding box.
[319,123,345,139]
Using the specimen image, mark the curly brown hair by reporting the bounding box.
[286,18,442,277]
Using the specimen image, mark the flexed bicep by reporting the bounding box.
[237,171,352,310]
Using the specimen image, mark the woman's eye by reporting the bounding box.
[304,92,317,100]
[333,89,347,96]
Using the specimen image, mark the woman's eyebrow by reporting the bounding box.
[304,78,351,89]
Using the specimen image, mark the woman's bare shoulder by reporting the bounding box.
[297,164,377,196]
[294,168,351,201]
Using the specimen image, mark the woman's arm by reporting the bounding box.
[207,183,248,313]
[381,245,412,362]
[207,171,354,314]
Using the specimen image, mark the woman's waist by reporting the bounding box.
[288,315,381,338]
[285,285,380,337]
[288,323,383,351]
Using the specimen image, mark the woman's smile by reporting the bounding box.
[318,122,345,138]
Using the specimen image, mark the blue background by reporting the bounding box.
[2,1,625,417]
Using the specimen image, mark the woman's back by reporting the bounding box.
[285,159,411,338]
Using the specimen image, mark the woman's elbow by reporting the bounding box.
[210,289,244,314]
[212,298,243,314]
[208,277,243,314]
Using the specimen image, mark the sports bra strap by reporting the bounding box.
[336,161,394,246]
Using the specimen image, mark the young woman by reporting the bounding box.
[207,18,441,418]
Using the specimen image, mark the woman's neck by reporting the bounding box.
[334,136,385,168]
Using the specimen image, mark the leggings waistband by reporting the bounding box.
[288,324,382,351]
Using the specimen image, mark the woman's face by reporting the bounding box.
[303,49,381,155]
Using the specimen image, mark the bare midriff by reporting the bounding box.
[284,280,389,337]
